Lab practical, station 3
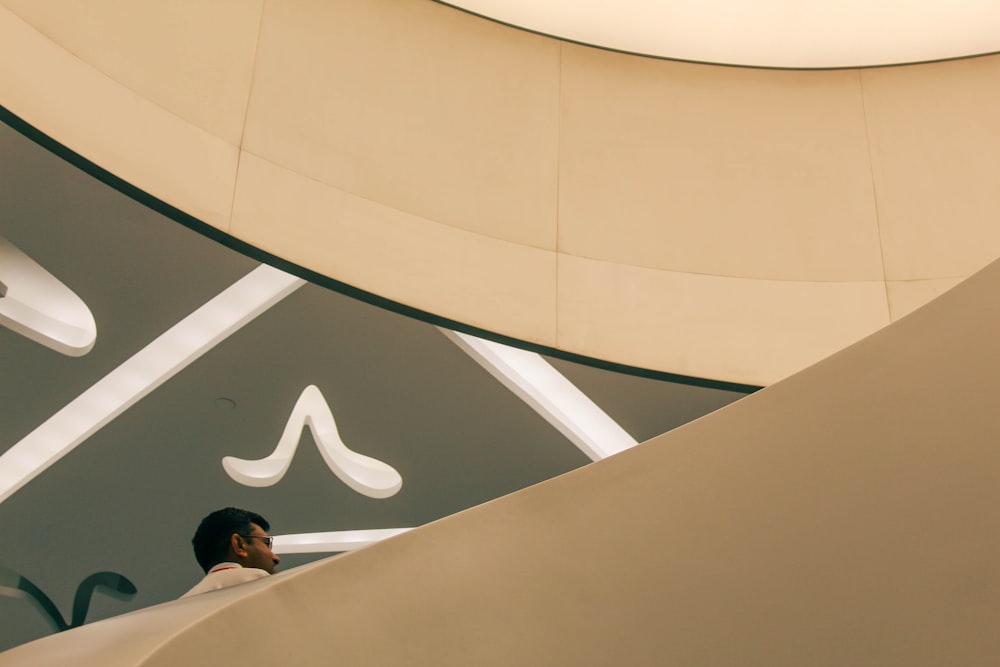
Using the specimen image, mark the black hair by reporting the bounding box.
[191,507,270,573]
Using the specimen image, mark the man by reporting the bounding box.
[181,507,281,598]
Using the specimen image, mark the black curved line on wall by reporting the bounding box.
[0,565,137,632]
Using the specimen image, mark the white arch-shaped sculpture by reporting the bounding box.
[1,0,999,386]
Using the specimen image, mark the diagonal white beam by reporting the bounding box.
[0,264,305,505]
[441,329,638,461]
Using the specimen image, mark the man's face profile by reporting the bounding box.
[237,523,280,574]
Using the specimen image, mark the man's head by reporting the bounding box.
[191,507,281,574]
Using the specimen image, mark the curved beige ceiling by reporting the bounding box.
[440,0,1000,67]
[1,0,1000,386]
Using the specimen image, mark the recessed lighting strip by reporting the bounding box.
[273,528,412,554]
[441,329,637,461]
[0,264,305,505]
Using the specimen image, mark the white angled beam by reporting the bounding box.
[0,264,305,505]
[442,329,637,461]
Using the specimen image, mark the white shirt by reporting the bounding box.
[180,562,270,598]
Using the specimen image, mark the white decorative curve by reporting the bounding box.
[222,385,403,499]
[273,528,413,554]
[0,236,96,356]
[441,0,1000,67]
[441,329,638,461]
[0,264,305,506]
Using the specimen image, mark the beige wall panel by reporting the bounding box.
[231,151,557,344]
[886,277,964,321]
[0,0,262,147]
[862,54,1000,281]
[0,6,238,229]
[558,255,889,385]
[243,0,560,250]
[559,45,883,282]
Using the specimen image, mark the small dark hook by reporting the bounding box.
[69,571,138,629]
[0,565,137,632]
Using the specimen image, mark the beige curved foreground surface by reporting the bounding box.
[2,1,1000,385]
[4,249,999,664]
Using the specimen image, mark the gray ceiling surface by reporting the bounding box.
[0,119,748,651]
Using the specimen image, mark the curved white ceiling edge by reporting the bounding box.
[0,235,96,356]
[440,0,1000,68]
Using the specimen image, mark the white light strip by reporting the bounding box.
[441,329,638,461]
[273,528,413,554]
[0,265,305,505]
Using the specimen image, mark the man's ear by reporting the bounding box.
[230,533,249,558]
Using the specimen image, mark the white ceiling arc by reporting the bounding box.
[439,0,1000,67]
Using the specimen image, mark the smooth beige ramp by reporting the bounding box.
[5,254,999,665]
[4,0,1000,385]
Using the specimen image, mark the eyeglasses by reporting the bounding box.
[238,534,274,549]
